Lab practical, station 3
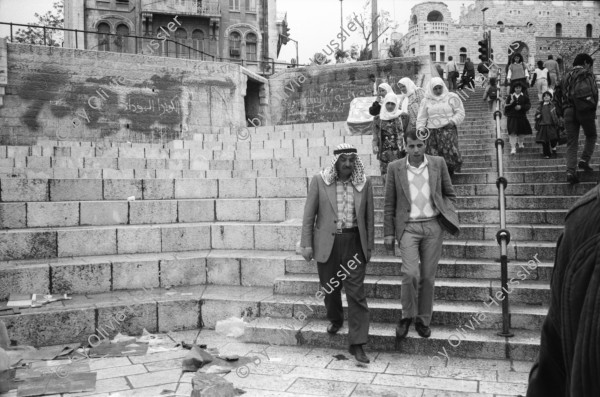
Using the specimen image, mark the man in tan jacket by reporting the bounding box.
[384,130,459,340]
[300,143,374,363]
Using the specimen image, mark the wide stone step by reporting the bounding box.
[285,256,553,282]
[373,195,581,210]
[255,294,547,331]
[243,318,541,361]
[273,275,550,306]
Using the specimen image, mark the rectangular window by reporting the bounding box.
[430,45,436,62]
[246,0,257,12]
[230,0,240,11]
[440,45,445,62]
[246,43,257,61]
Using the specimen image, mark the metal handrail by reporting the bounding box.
[492,75,514,338]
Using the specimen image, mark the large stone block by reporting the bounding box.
[112,258,160,290]
[50,179,102,201]
[0,263,49,300]
[216,199,259,221]
[27,202,79,227]
[183,170,206,178]
[85,157,117,169]
[0,202,26,228]
[241,257,286,287]
[160,254,207,287]
[0,230,56,260]
[51,261,111,294]
[169,149,189,160]
[53,168,79,179]
[254,224,300,250]
[142,179,174,200]
[211,224,254,250]
[285,199,305,220]
[103,169,135,179]
[146,158,166,169]
[97,301,158,336]
[1,179,48,202]
[156,169,183,179]
[104,179,143,200]
[158,299,201,332]
[207,257,240,285]
[119,147,146,159]
[26,156,50,169]
[161,225,211,251]
[129,200,177,224]
[166,159,189,170]
[201,300,259,329]
[80,201,128,226]
[134,169,156,179]
[117,226,161,254]
[79,169,103,179]
[145,148,170,159]
[58,228,116,257]
[260,199,285,222]
[118,158,146,170]
[219,179,256,198]
[174,179,218,199]
[178,200,215,222]
[257,178,307,198]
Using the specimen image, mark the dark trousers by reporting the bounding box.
[317,231,369,346]
[541,140,557,157]
[564,107,597,174]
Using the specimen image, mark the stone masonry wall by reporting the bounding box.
[269,56,431,125]
[0,42,247,145]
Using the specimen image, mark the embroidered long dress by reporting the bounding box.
[372,116,405,176]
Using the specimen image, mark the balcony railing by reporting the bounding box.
[141,0,221,17]
[423,22,449,33]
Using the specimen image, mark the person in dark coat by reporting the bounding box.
[526,184,600,397]
[462,58,475,89]
[369,83,395,116]
[534,91,560,158]
[505,82,532,154]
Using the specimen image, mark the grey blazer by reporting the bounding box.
[301,174,375,263]
[383,155,460,241]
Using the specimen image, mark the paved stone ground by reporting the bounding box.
[1,329,532,397]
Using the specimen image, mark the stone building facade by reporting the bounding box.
[63,0,280,75]
[402,0,600,75]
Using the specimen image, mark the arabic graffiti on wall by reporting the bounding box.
[270,58,426,124]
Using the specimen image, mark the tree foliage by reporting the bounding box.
[348,0,399,61]
[13,1,64,46]
[388,39,403,58]
[310,52,331,66]
[547,38,597,72]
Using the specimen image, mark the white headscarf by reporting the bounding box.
[425,77,450,102]
[398,77,418,96]
[378,83,394,96]
[320,143,366,192]
[380,93,403,121]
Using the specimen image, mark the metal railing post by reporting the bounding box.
[493,94,514,338]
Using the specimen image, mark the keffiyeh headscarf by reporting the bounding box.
[320,143,366,192]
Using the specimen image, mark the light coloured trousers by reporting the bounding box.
[535,78,548,102]
[399,219,443,326]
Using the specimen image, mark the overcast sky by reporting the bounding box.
[0,0,474,63]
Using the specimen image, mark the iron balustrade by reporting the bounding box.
[492,74,514,338]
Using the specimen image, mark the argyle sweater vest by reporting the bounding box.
[407,165,439,221]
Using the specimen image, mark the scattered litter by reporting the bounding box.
[204,365,232,374]
[88,340,148,358]
[16,372,96,396]
[215,317,247,338]
[6,293,71,308]
[268,357,282,362]
[110,333,136,344]
[333,354,349,361]
[217,354,239,362]
[127,196,136,201]
[182,345,214,372]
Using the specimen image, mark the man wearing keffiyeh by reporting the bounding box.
[300,143,375,364]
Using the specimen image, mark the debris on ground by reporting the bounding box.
[215,317,246,338]
[6,293,71,308]
[191,373,236,397]
[333,354,349,360]
[182,345,214,372]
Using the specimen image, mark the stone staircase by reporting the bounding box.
[0,86,598,363]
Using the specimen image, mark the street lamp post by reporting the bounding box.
[340,0,344,52]
[288,37,299,67]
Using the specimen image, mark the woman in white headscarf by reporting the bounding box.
[369,83,395,116]
[372,93,408,184]
[397,77,425,130]
[416,77,465,175]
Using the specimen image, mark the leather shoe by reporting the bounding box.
[327,323,341,334]
[348,344,370,363]
[578,160,593,172]
[567,172,580,185]
[395,318,412,340]
[415,320,431,338]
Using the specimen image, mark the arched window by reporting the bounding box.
[192,29,205,41]
[115,24,129,53]
[192,29,205,52]
[175,27,187,41]
[245,32,257,61]
[411,15,417,25]
[427,10,444,22]
[229,31,241,58]
[586,24,593,38]
[459,47,467,63]
[556,23,562,37]
[97,22,111,52]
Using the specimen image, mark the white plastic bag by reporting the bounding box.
[215,317,246,338]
